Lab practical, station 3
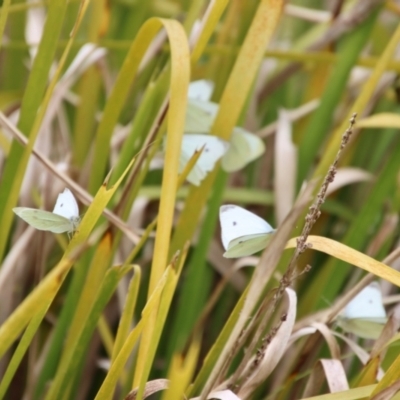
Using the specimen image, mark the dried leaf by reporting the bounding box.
[370,379,400,400]
[125,379,170,400]
[302,359,349,397]
[238,288,297,398]
[274,109,297,224]
[310,322,341,360]
[191,389,242,400]
[332,331,385,380]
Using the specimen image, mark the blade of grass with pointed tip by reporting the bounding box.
[94,269,168,400]
[112,264,141,362]
[134,245,188,400]
[35,232,113,399]
[368,353,400,398]
[162,337,201,400]
[44,265,132,400]
[0,304,48,400]
[33,256,92,400]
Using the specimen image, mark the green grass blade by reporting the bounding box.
[0,304,48,400]
[44,265,132,400]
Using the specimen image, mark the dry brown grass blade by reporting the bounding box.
[125,379,170,400]
[309,323,341,360]
[274,109,297,224]
[191,390,242,400]
[371,313,400,358]
[238,288,297,398]
[369,379,400,400]
[332,331,384,380]
[302,359,349,398]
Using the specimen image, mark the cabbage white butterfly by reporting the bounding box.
[336,282,387,339]
[184,99,265,172]
[185,100,217,133]
[219,205,275,258]
[187,80,214,101]
[13,188,80,234]
[179,134,229,186]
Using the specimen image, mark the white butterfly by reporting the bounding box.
[13,188,80,234]
[219,205,275,258]
[184,93,265,172]
[179,134,229,186]
[187,79,214,101]
[185,99,218,133]
[336,282,387,339]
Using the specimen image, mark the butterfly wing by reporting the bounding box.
[336,317,387,339]
[337,282,387,339]
[180,134,229,186]
[185,100,218,133]
[13,207,73,233]
[223,233,273,258]
[53,188,79,219]
[184,100,265,173]
[179,147,206,186]
[219,205,274,258]
[221,128,266,172]
[188,80,214,101]
[342,282,387,320]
